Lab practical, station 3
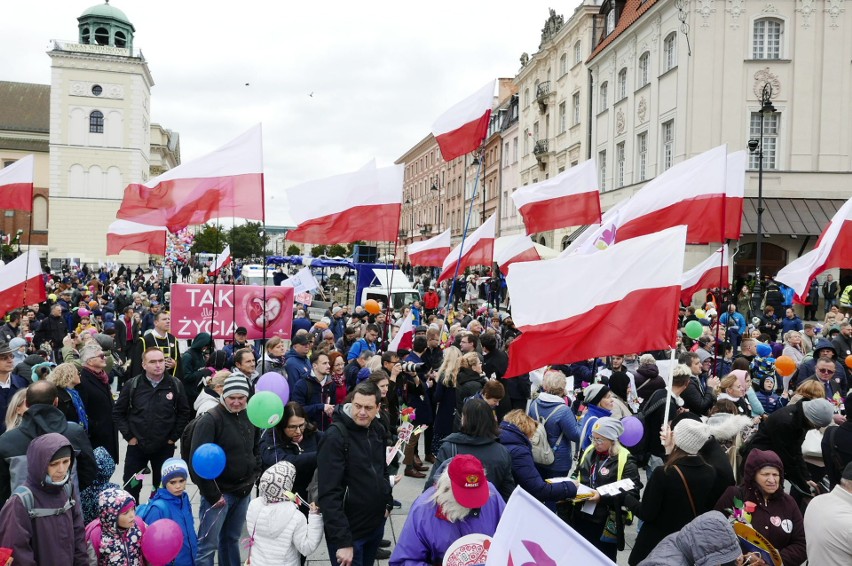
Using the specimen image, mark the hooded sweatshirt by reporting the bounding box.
[0,432,89,565]
[85,487,146,566]
[426,431,515,501]
[145,486,198,566]
[638,511,742,566]
[80,447,119,525]
[13,354,46,382]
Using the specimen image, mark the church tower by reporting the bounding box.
[47,1,153,264]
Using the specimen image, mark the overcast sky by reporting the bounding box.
[2,0,581,222]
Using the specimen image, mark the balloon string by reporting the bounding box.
[197,479,226,541]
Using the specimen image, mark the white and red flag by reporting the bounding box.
[0,155,34,212]
[511,160,601,234]
[505,226,686,377]
[408,229,451,267]
[0,251,46,318]
[117,124,264,232]
[209,245,232,276]
[284,163,403,243]
[680,245,730,305]
[616,145,742,244]
[106,220,167,256]
[776,197,852,297]
[437,214,496,283]
[387,312,415,353]
[494,235,540,275]
[431,81,495,162]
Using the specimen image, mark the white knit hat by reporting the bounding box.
[673,419,710,455]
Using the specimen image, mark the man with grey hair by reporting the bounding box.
[804,461,852,563]
[78,343,119,461]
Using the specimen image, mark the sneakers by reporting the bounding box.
[376,548,391,560]
[379,539,392,548]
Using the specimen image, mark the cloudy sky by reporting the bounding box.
[2,0,582,221]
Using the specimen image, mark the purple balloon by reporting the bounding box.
[256,372,290,405]
[619,416,644,447]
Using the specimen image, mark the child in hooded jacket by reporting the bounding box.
[80,446,120,524]
[755,375,788,415]
[245,460,324,566]
[85,487,147,566]
[143,458,198,566]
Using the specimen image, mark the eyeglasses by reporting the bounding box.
[0,353,13,361]
[592,437,608,445]
[286,423,307,431]
[817,368,836,375]
[96,354,107,359]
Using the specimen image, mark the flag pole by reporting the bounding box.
[20,165,35,309]
[445,153,484,313]
[661,345,677,433]
[210,218,221,333]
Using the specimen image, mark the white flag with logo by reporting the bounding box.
[281,267,320,294]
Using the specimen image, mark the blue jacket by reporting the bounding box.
[145,487,198,566]
[0,373,29,434]
[781,315,803,335]
[498,421,577,503]
[291,317,312,336]
[528,394,580,473]
[755,390,787,415]
[283,348,311,391]
[577,403,612,454]
[346,338,377,362]
[223,340,260,367]
[329,317,346,341]
[292,376,332,430]
[719,312,746,334]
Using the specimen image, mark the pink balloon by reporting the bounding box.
[141,518,184,565]
[256,372,290,405]
[619,416,644,448]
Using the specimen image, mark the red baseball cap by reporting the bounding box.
[447,454,489,509]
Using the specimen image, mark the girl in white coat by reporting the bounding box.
[245,460,323,566]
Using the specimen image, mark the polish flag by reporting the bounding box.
[408,229,451,267]
[209,245,232,276]
[680,245,730,305]
[437,214,496,283]
[387,312,415,353]
[505,226,686,376]
[495,235,540,275]
[431,81,495,162]
[511,160,601,234]
[284,163,403,243]
[106,220,167,256]
[558,200,627,258]
[616,145,743,244]
[776,197,852,297]
[117,124,264,232]
[0,155,34,212]
[0,251,46,318]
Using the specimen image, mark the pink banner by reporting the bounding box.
[170,284,294,340]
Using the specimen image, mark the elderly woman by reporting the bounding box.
[577,383,615,453]
[715,449,808,566]
[76,343,119,462]
[527,370,580,479]
[782,330,806,366]
[48,362,89,429]
[259,336,287,375]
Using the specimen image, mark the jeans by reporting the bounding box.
[326,524,384,566]
[726,328,741,353]
[195,492,251,566]
[122,443,174,503]
[646,454,664,480]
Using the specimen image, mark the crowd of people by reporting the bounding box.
[0,261,850,565]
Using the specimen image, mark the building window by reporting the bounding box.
[560,53,568,75]
[663,33,677,71]
[617,68,627,100]
[94,27,109,45]
[638,52,650,86]
[599,150,607,191]
[574,41,582,64]
[616,142,625,188]
[524,88,530,107]
[89,110,104,133]
[504,142,510,166]
[606,10,616,35]
[636,131,647,181]
[524,128,530,154]
[32,196,48,231]
[572,92,581,125]
[559,102,567,133]
[749,112,779,169]
[599,81,608,110]
[661,120,674,170]
[753,18,783,59]
[513,137,518,163]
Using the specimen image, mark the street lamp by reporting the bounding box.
[14,229,23,256]
[431,176,442,231]
[748,83,776,316]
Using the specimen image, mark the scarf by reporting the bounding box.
[90,367,110,386]
[67,388,89,432]
[331,371,346,390]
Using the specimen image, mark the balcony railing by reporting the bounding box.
[533,139,549,155]
[535,81,551,100]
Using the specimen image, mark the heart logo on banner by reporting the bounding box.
[243,292,284,330]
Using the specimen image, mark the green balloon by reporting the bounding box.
[684,320,704,340]
[247,391,284,429]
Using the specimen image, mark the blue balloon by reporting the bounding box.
[192,443,226,480]
[756,343,772,358]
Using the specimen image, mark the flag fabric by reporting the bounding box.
[485,488,614,566]
[775,197,852,297]
[558,200,627,258]
[723,150,747,240]
[106,220,167,256]
[680,245,730,305]
[494,235,541,275]
[505,226,686,376]
[209,245,232,276]
[387,313,415,353]
[0,251,46,318]
[284,163,403,243]
[615,145,739,244]
[408,229,451,267]
[431,81,495,162]
[117,124,264,231]
[0,155,34,212]
[437,214,496,283]
[511,160,601,234]
[281,267,320,294]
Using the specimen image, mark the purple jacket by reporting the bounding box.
[390,483,505,566]
[0,433,89,565]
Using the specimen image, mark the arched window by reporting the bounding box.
[753,18,783,59]
[617,68,628,99]
[32,196,48,231]
[115,31,127,48]
[599,81,608,110]
[81,27,90,44]
[663,33,677,71]
[560,53,567,75]
[638,52,650,86]
[89,110,104,133]
[574,41,582,64]
[561,235,571,250]
[94,27,109,45]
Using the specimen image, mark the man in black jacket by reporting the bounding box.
[0,380,97,505]
[113,346,191,503]
[33,304,67,361]
[678,352,719,416]
[319,381,393,566]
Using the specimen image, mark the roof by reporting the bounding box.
[0,82,50,133]
[0,137,49,153]
[588,0,660,62]
[741,198,846,236]
[79,2,133,26]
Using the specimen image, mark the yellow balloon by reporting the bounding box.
[695,309,706,319]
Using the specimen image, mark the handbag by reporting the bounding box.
[673,465,697,517]
[802,429,824,459]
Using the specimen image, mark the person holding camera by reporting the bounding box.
[400,337,433,479]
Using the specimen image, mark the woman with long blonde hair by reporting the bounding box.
[431,346,463,455]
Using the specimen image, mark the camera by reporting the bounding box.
[399,361,424,374]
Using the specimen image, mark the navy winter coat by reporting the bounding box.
[498,421,576,503]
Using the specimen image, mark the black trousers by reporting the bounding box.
[123,443,175,503]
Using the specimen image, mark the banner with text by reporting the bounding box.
[170,284,294,340]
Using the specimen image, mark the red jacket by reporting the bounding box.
[423,291,440,310]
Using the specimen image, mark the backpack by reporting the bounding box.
[308,420,350,502]
[530,403,567,466]
[179,408,224,463]
[127,374,184,411]
[135,497,170,523]
[12,482,75,519]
